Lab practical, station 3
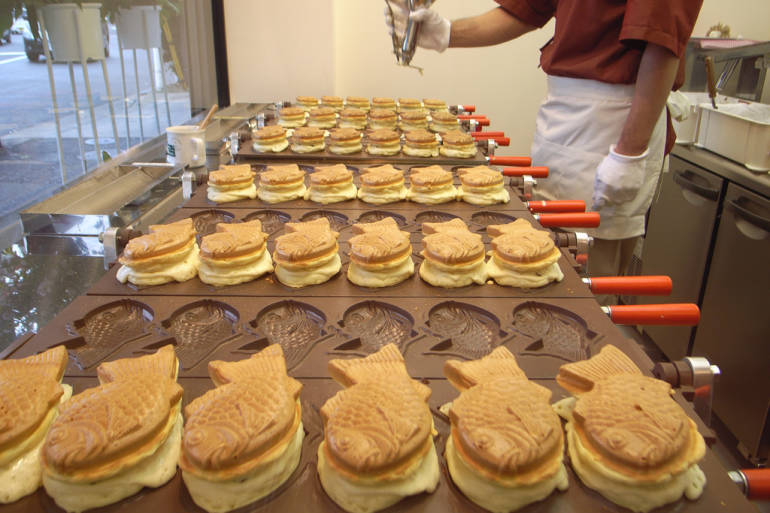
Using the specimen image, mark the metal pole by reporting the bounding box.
[73,9,102,163]
[142,13,162,134]
[67,62,88,176]
[37,9,67,184]
[132,48,145,140]
[101,58,121,154]
[117,30,132,148]
[159,46,172,126]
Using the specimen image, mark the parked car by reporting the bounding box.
[20,14,109,62]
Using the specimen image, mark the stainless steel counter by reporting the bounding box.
[673,144,770,198]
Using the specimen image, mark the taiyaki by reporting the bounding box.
[440,130,476,158]
[357,165,408,204]
[257,164,307,203]
[198,220,273,286]
[407,165,459,204]
[419,219,487,288]
[41,346,183,513]
[347,218,414,288]
[180,345,303,513]
[318,344,439,513]
[303,164,357,204]
[207,164,258,203]
[457,166,509,205]
[273,218,341,288]
[554,345,707,512]
[0,346,70,504]
[486,219,564,288]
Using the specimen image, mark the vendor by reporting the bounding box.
[387,0,703,295]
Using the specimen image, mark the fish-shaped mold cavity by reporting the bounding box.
[415,210,459,225]
[243,209,291,235]
[512,302,595,362]
[70,299,154,369]
[189,210,235,240]
[470,211,517,230]
[356,211,407,228]
[338,301,415,353]
[427,301,504,360]
[251,301,326,370]
[162,300,240,369]
[299,210,349,232]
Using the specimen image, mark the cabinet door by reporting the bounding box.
[692,183,770,462]
[640,156,723,360]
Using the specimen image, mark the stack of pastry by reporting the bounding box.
[0,346,70,504]
[429,110,459,133]
[338,108,367,129]
[371,97,396,110]
[42,346,183,512]
[304,164,357,204]
[555,345,707,513]
[321,95,344,111]
[399,109,429,131]
[406,165,458,204]
[307,107,337,129]
[295,95,318,111]
[252,125,289,153]
[318,344,439,513]
[443,347,569,513]
[398,97,422,112]
[198,220,273,286]
[257,164,307,203]
[277,106,306,128]
[272,218,341,288]
[457,166,510,205]
[117,218,199,286]
[403,129,439,157]
[347,217,415,287]
[357,164,408,204]
[290,126,325,153]
[423,98,448,112]
[368,108,397,130]
[207,164,257,203]
[328,127,363,155]
[441,130,476,158]
[180,345,303,513]
[486,218,564,288]
[419,218,487,287]
[366,128,401,156]
[346,96,370,111]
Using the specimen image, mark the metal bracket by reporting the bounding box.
[522,176,537,200]
[486,139,496,156]
[100,227,119,269]
[653,357,720,426]
[182,170,196,199]
[257,113,266,129]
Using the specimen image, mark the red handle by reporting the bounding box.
[492,137,510,146]
[503,166,549,178]
[470,131,505,139]
[527,200,585,213]
[576,253,588,265]
[606,304,700,326]
[474,118,490,127]
[457,114,487,120]
[535,212,600,228]
[743,469,770,500]
[589,276,673,296]
[488,156,532,167]
[461,104,475,113]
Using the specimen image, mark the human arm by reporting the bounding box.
[448,7,537,48]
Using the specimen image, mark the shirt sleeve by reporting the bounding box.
[494,0,556,28]
[620,0,703,57]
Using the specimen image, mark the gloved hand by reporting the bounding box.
[591,145,649,210]
[384,1,451,53]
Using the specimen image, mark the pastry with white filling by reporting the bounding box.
[371,97,396,111]
[257,164,307,203]
[442,347,569,513]
[207,164,258,203]
[198,220,273,286]
[554,345,707,513]
[272,218,341,288]
[304,164,357,204]
[345,96,370,112]
[180,345,303,513]
[42,346,183,513]
[277,106,306,128]
[347,217,414,288]
[367,108,397,130]
[457,166,510,205]
[429,110,459,133]
[295,95,319,111]
[366,128,401,156]
[0,346,71,504]
[397,97,422,112]
[485,219,564,288]
[116,218,199,286]
[357,164,408,204]
[307,106,337,129]
[321,95,344,112]
[318,344,439,513]
[399,109,429,132]
[441,130,477,158]
[419,218,487,288]
[328,127,363,155]
[423,98,448,112]
[290,126,326,153]
[338,107,367,129]
[252,125,289,153]
[407,165,458,204]
[403,129,439,157]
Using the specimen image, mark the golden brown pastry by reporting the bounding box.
[485,219,564,288]
[457,165,510,205]
[257,164,307,203]
[419,218,487,287]
[429,110,459,133]
[290,126,326,153]
[272,218,341,288]
[403,129,439,157]
[422,98,448,112]
[207,164,258,203]
[321,95,344,112]
[441,129,476,158]
[345,96,370,111]
[554,345,707,513]
[398,97,422,111]
[338,107,367,130]
[407,165,459,204]
[371,97,396,111]
[357,164,408,204]
[295,95,319,111]
[347,217,415,288]
[277,106,306,128]
[252,125,289,153]
[318,345,439,513]
[367,108,397,130]
[42,346,183,512]
[328,127,363,155]
[366,128,401,156]
[304,164,357,204]
[180,345,303,513]
[307,106,337,129]
[399,109,429,132]
[198,220,273,286]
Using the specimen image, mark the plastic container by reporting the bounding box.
[696,101,770,172]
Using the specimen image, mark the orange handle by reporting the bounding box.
[457,114,487,120]
[470,131,505,139]
[489,156,532,167]
[462,104,476,113]
[503,166,548,177]
[536,212,600,228]
[527,200,585,213]
[475,118,490,127]
[493,137,510,146]
[743,469,770,500]
[606,304,700,326]
[576,253,588,265]
[589,276,672,296]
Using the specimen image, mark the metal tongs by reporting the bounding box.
[386,0,434,73]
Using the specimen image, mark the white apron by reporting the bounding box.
[531,75,667,240]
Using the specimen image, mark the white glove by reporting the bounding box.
[591,145,649,210]
[667,91,693,122]
[384,2,451,53]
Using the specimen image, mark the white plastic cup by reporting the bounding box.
[166,125,206,167]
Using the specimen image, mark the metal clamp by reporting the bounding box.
[653,357,720,426]
[486,139,496,156]
[575,232,593,256]
[100,227,120,270]
[257,113,266,129]
[522,176,537,200]
[182,170,196,199]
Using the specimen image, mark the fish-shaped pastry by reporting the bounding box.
[0,346,70,504]
[180,344,304,513]
[42,345,183,513]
